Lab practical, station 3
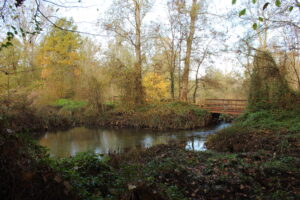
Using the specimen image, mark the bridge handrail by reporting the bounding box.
[205,99,247,101]
[201,98,248,115]
[205,103,247,107]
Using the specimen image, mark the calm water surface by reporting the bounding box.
[37,122,230,157]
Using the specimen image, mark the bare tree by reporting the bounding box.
[180,0,199,101]
[192,42,211,103]
[153,0,187,100]
[104,0,154,104]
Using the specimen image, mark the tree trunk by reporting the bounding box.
[193,44,210,103]
[170,67,175,100]
[134,0,144,104]
[178,37,182,99]
[291,55,300,90]
[193,66,200,103]
[180,0,198,101]
[170,38,176,100]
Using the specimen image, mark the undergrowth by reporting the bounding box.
[206,108,300,155]
[237,108,300,132]
[1,100,210,132]
[2,133,299,200]
[97,101,210,130]
[0,132,78,200]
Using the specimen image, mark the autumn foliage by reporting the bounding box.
[143,72,170,102]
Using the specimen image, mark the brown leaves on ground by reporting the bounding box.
[206,127,300,157]
[110,144,300,200]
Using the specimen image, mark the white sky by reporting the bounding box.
[5,0,246,77]
[52,0,243,75]
[2,0,298,80]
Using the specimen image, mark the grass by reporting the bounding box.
[124,101,207,117]
[206,107,300,155]
[51,98,87,110]
[1,100,211,133]
[102,102,210,130]
[237,108,300,132]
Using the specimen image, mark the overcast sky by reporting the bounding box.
[49,0,243,74]
[0,0,247,76]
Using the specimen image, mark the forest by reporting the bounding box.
[0,0,299,200]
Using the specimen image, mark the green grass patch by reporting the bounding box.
[51,98,87,110]
[206,108,300,154]
[237,108,300,132]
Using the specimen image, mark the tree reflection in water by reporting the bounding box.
[38,122,230,157]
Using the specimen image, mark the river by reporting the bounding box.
[37,122,230,157]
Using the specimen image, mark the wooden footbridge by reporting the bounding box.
[200,99,247,116]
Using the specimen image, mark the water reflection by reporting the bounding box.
[185,138,206,151]
[37,122,230,157]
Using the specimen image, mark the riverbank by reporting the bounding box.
[206,109,300,157]
[92,102,211,130]
[1,132,299,200]
[1,104,299,199]
[0,101,211,133]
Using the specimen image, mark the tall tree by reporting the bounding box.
[180,0,199,101]
[104,0,153,105]
[154,0,187,100]
[0,38,22,102]
[192,45,210,103]
[36,19,82,101]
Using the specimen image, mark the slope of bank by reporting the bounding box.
[206,108,300,157]
[0,133,78,200]
[1,102,299,199]
[93,102,211,130]
[1,132,299,200]
[0,101,211,132]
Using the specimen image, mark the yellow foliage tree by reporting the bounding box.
[143,72,170,102]
[36,18,82,102]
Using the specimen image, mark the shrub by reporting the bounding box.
[206,109,300,154]
[248,51,297,111]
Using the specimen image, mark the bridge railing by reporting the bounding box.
[201,99,247,115]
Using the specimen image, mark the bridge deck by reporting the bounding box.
[200,99,247,116]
